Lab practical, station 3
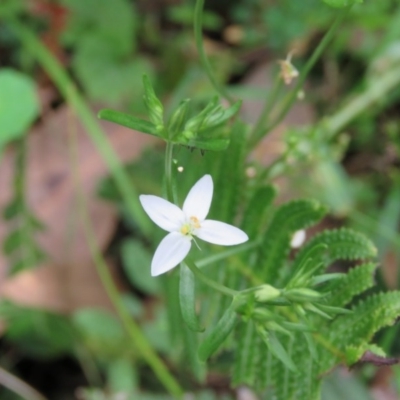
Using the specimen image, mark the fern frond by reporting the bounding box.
[232,320,259,386]
[257,199,327,283]
[241,185,277,239]
[325,262,377,307]
[212,121,247,223]
[330,291,400,345]
[296,228,377,274]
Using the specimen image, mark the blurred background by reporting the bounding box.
[0,0,400,399]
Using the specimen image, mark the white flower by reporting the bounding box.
[140,174,249,276]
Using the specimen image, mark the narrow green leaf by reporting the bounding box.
[241,185,277,239]
[179,262,204,332]
[198,303,237,362]
[323,0,362,8]
[257,326,298,372]
[232,321,259,386]
[98,109,161,137]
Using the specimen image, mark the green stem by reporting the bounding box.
[185,258,238,297]
[194,0,234,104]
[7,17,152,237]
[252,6,351,149]
[164,141,175,203]
[195,239,261,268]
[69,130,184,398]
[248,75,283,148]
[322,65,400,139]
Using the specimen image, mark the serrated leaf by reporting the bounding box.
[326,262,377,307]
[296,228,377,274]
[258,199,327,283]
[241,185,277,239]
[232,320,259,386]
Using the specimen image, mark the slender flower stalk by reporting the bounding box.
[140,174,249,276]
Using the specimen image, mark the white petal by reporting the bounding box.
[151,232,192,276]
[183,175,213,220]
[196,220,248,246]
[140,195,184,232]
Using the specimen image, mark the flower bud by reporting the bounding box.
[167,99,190,138]
[142,75,164,126]
[284,288,322,302]
[254,284,281,302]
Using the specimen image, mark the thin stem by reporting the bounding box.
[195,239,261,268]
[185,258,238,297]
[164,141,175,203]
[252,6,352,149]
[68,124,184,398]
[248,74,283,148]
[6,17,152,237]
[0,366,48,400]
[194,0,234,104]
[322,64,400,139]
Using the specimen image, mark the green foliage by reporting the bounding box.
[198,301,237,362]
[0,68,39,151]
[121,239,160,295]
[99,77,242,151]
[258,199,328,283]
[323,0,363,8]
[232,321,259,386]
[62,0,152,106]
[2,137,46,274]
[72,308,127,358]
[0,301,75,358]
[241,185,277,239]
[180,262,204,332]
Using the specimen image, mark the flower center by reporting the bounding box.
[180,216,201,236]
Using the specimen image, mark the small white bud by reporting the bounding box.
[290,230,306,248]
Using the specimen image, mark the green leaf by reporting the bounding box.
[258,199,327,283]
[232,321,259,386]
[73,308,126,356]
[256,326,297,372]
[98,109,161,137]
[241,185,277,239]
[297,228,377,269]
[180,262,204,332]
[322,0,362,8]
[0,301,75,358]
[198,303,237,362]
[212,121,247,223]
[63,0,137,57]
[326,262,377,307]
[121,239,160,295]
[2,229,28,255]
[0,69,39,149]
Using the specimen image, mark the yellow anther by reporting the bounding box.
[190,216,201,229]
